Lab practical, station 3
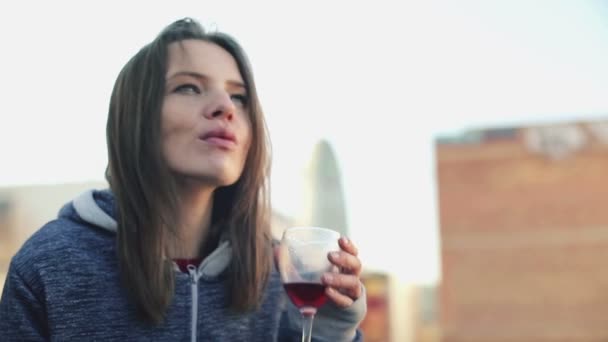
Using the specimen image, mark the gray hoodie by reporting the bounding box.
[0,189,366,341]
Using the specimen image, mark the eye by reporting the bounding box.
[231,94,248,107]
[174,84,201,94]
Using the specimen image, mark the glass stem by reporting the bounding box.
[300,308,316,342]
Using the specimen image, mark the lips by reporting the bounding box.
[200,128,237,148]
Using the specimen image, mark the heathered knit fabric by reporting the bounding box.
[0,190,365,341]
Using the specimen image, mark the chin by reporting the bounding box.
[185,171,241,187]
[171,162,244,187]
[214,176,240,187]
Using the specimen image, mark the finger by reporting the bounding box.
[328,251,362,276]
[325,286,354,308]
[322,273,363,299]
[339,237,358,256]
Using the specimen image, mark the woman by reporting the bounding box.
[0,18,366,341]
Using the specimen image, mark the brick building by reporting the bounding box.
[436,120,608,340]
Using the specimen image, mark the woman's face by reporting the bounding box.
[161,39,252,187]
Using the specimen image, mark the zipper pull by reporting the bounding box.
[187,264,198,284]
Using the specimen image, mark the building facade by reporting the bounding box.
[437,120,608,340]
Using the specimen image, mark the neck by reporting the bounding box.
[170,184,215,259]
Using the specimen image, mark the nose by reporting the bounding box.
[204,90,235,121]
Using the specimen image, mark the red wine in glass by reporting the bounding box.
[277,226,341,341]
[284,282,328,309]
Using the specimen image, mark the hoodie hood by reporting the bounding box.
[60,189,232,278]
[70,189,117,232]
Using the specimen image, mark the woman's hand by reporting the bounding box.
[322,237,363,308]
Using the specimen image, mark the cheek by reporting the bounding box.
[160,109,174,142]
[161,107,191,143]
[160,122,177,153]
[160,114,190,163]
[242,124,253,156]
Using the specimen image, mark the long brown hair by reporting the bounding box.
[106,18,272,324]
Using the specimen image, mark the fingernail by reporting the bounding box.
[323,274,333,283]
[330,252,340,260]
[341,237,350,245]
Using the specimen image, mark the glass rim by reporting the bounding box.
[283,226,341,236]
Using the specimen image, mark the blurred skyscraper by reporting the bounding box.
[297,139,349,236]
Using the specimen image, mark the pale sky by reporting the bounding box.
[1,0,608,284]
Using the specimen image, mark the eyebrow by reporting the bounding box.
[166,71,246,89]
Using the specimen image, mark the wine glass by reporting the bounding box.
[276,226,341,342]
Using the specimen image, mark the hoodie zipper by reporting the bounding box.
[187,265,199,342]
